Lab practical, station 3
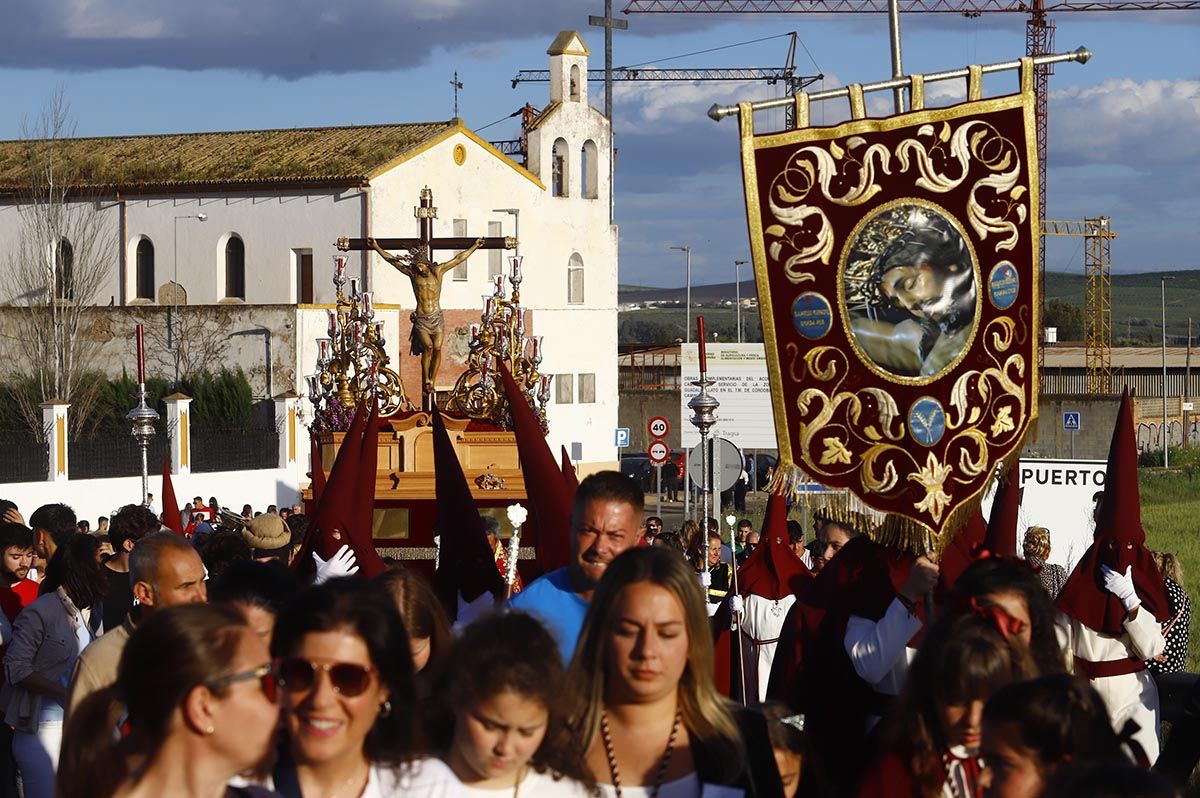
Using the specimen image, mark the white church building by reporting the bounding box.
[0,31,620,477]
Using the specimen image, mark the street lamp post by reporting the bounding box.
[734,259,748,343]
[1162,275,1175,468]
[171,212,207,386]
[670,245,692,343]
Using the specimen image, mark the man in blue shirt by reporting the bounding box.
[510,470,644,660]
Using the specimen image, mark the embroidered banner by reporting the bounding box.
[741,61,1040,552]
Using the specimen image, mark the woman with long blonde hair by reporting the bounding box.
[567,547,781,797]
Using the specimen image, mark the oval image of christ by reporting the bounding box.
[842,204,977,379]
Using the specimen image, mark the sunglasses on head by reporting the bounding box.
[277,658,377,697]
[205,663,279,703]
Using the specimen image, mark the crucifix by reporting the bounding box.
[337,186,516,409]
[450,72,464,118]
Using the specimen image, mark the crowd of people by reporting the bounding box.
[0,394,1193,797]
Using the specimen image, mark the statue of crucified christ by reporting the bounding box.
[366,237,485,397]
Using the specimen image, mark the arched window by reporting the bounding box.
[552,138,569,198]
[135,238,155,301]
[569,64,581,101]
[54,238,73,301]
[224,235,246,299]
[581,140,599,200]
[567,253,584,305]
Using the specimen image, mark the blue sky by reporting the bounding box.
[0,1,1195,288]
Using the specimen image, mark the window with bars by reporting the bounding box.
[453,219,468,281]
[578,373,596,404]
[556,373,574,404]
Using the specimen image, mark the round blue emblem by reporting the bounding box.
[988,261,1020,310]
[908,397,947,447]
[792,293,833,340]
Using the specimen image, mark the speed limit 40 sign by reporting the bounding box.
[648,416,670,439]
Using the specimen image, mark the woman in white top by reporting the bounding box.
[269,579,462,798]
[567,548,782,798]
[425,611,587,797]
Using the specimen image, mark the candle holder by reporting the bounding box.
[309,258,413,430]
[447,258,549,431]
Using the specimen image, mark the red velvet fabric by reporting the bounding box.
[160,457,184,537]
[498,364,571,573]
[309,435,326,505]
[431,406,505,617]
[737,490,810,600]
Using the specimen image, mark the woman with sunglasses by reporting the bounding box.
[567,547,782,798]
[269,578,461,798]
[57,603,282,798]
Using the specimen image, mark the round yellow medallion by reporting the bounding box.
[453,144,467,166]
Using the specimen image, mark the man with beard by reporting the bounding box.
[510,471,644,660]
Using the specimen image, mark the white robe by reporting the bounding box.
[739,593,796,701]
[1060,607,1165,764]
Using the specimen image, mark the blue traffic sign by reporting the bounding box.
[614,427,631,447]
[1063,412,1081,432]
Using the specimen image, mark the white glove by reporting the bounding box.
[699,570,712,588]
[313,544,359,584]
[1101,564,1139,612]
[730,595,744,616]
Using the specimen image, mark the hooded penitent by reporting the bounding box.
[431,405,505,619]
[738,489,810,600]
[499,363,571,573]
[1056,389,1170,635]
[309,434,327,506]
[160,456,184,537]
[938,462,1022,590]
[561,445,580,496]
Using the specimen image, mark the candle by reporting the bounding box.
[334,256,347,279]
[480,356,490,376]
[354,323,364,345]
[531,336,541,358]
[349,277,359,297]
[135,324,145,384]
[470,324,479,339]
[516,311,525,335]
[374,321,385,340]
[511,256,522,280]
[362,292,373,316]
[697,316,708,374]
[485,297,494,318]
[327,310,337,336]
[539,374,550,400]
[318,338,331,361]
[306,375,319,396]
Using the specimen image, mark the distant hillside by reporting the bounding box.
[619,270,1200,345]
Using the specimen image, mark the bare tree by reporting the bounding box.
[5,90,116,435]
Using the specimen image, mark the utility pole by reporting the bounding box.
[590,0,627,226]
[735,260,748,343]
[1162,275,1174,467]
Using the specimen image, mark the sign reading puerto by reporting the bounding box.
[648,440,670,465]
[648,416,670,439]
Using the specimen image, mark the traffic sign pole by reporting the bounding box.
[656,464,662,521]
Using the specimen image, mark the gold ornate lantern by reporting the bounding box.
[447,255,551,430]
[306,256,413,425]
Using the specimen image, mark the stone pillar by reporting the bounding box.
[275,391,300,469]
[163,393,193,475]
[41,401,69,482]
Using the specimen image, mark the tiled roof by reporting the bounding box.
[0,121,457,191]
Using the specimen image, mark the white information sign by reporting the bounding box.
[680,344,777,449]
[980,458,1105,572]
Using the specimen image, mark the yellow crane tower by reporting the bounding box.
[1042,217,1117,394]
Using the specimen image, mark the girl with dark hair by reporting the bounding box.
[267,578,460,797]
[1,534,105,798]
[946,557,1067,676]
[424,611,586,796]
[57,604,281,798]
[757,702,823,798]
[373,569,452,675]
[567,547,782,798]
[857,608,1037,798]
[979,674,1129,798]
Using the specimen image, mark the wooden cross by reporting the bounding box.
[336,187,513,257]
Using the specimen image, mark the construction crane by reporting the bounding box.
[621,0,1198,383]
[493,32,822,159]
[1043,217,1117,393]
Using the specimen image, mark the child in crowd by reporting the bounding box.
[979,673,1128,797]
[427,611,586,796]
[757,702,821,798]
[857,608,1037,798]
